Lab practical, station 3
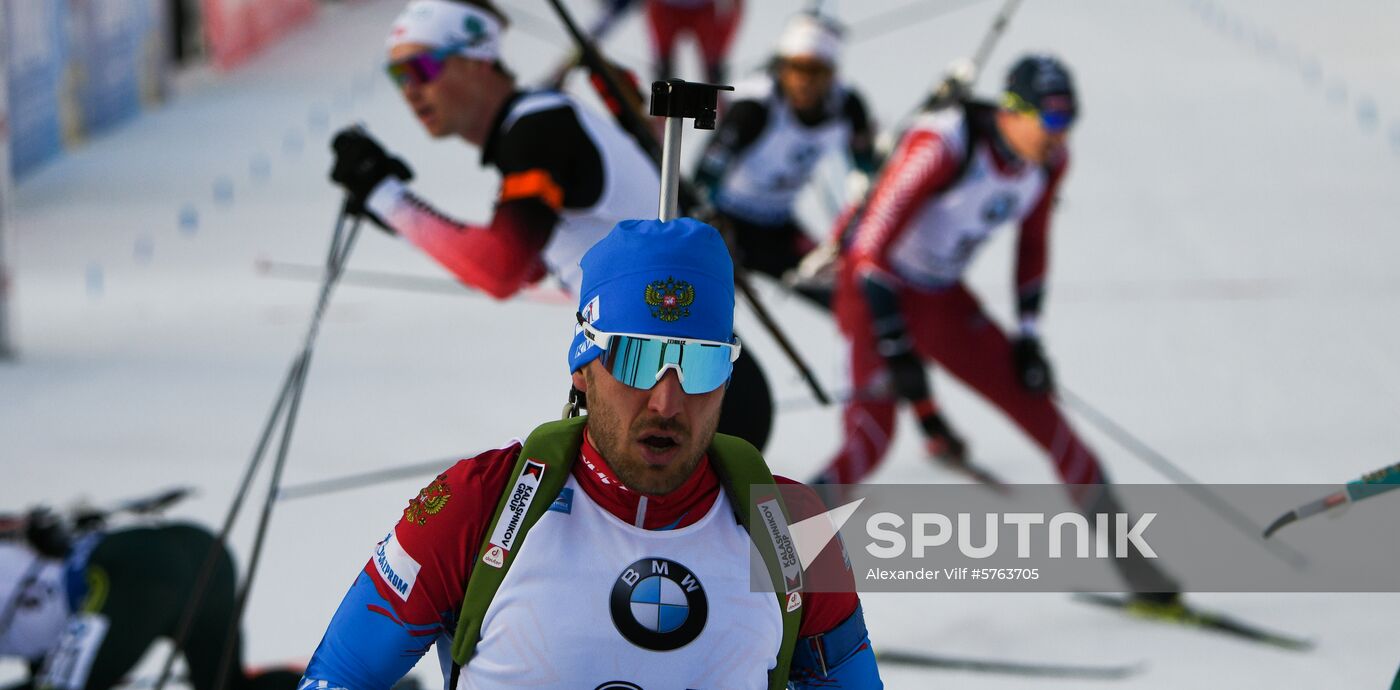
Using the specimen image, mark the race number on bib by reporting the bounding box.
[37,613,110,690]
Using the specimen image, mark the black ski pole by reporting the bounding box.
[152,274,328,690]
[212,215,364,690]
[538,0,639,90]
[214,355,312,690]
[154,205,361,690]
[1057,385,1309,569]
[916,0,1025,114]
[277,457,460,502]
[847,0,994,44]
[968,0,1022,83]
[543,0,661,159]
[876,648,1144,680]
[737,0,994,76]
[734,247,833,403]
[256,258,575,304]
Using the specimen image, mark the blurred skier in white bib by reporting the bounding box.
[325,0,776,451]
[694,13,877,308]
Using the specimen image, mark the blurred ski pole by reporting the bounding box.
[255,257,575,305]
[276,457,460,502]
[212,205,366,690]
[884,0,1025,152]
[847,0,997,44]
[1263,461,1400,538]
[0,487,195,539]
[739,0,999,74]
[154,192,366,690]
[1057,385,1309,570]
[537,0,639,89]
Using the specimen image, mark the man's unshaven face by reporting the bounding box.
[574,361,725,495]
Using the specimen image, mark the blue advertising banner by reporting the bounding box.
[0,0,14,357]
[4,0,66,179]
[71,0,152,137]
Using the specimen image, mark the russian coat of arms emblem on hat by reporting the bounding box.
[644,277,694,322]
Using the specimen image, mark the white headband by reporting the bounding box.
[777,15,841,65]
[388,0,502,61]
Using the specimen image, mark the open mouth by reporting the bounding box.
[640,434,679,451]
[636,430,684,466]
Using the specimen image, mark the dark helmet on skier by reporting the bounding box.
[1003,53,1078,133]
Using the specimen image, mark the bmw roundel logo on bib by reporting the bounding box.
[610,558,708,651]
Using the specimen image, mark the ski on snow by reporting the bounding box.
[1074,593,1313,652]
[876,648,1143,680]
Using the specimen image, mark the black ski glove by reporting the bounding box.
[861,273,930,402]
[329,127,413,228]
[1012,335,1054,393]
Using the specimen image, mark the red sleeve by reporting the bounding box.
[362,443,521,629]
[774,476,860,638]
[849,127,961,275]
[1014,150,1069,318]
[386,193,554,300]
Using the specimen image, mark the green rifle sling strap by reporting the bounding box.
[707,432,805,690]
[451,416,585,664]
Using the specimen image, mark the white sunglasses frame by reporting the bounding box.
[577,315,742,390]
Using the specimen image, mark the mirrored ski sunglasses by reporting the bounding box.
[1002,92,1075,134]
[577,313,741,395]
[385,43,466,88]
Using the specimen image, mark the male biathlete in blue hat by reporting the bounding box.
[300,219,882,688]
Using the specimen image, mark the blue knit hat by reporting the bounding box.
[568,218,735,372]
